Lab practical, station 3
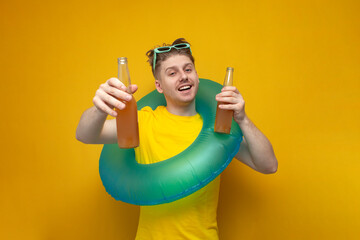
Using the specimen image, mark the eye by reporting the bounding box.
[168,71,176,76]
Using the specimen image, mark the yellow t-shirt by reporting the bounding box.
[134,106,220,240]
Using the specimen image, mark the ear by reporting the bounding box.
[155,79,163,93]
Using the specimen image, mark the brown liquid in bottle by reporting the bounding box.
[116,57,139,148]
[214,67,234,134]
[116,96,139,148]
[214,102,233,134]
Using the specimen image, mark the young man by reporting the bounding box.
[76,38,277,239]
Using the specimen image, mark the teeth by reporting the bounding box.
[179,86,191,91]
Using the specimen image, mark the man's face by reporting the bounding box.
[155,54,199,108]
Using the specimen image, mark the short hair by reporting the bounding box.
[146,38,195,78]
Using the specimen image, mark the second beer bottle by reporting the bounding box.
[214,67,234,134]
[116,57,139,148]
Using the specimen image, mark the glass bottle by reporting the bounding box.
[214,67,234,134]
[115,57,139,148]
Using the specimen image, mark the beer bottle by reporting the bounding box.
[115,57,139,148]
[214,67,234,134]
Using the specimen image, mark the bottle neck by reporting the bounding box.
[118,61,131,93]
[223,68,234,86]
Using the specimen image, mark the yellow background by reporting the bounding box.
[1,0,359,239]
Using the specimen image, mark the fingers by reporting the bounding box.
[216,96,239,104]
[129,84,138,94]
[107,77,126,90]
[219,86,241,96]
[216,86,245,110]
[93,95,118,117]
[221,86,238,92]
[96,87,126,109]
[104,78,132,100]
[218,102,244,111]
[107,78,138,94]
[93,78,138,116]
[216,88,243,103]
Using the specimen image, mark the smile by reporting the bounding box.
[178,85,192,91]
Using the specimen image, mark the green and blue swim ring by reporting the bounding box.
[99,79,243,205]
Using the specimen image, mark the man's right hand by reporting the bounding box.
[92,78,138,117]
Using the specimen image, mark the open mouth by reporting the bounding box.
[178,85,192,91]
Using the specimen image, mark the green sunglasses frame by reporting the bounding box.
[153,43,192,72]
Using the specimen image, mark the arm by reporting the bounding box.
[216,86,278,174]
[75,77,138,144]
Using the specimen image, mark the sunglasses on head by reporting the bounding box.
[153,43,192,71]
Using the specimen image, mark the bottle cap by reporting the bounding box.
[227,67,234,71]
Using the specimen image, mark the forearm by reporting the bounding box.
[237,115,278,173]
[76,106,108,144]
[216,86,277,173]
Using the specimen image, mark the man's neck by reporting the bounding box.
[166,101,197,116]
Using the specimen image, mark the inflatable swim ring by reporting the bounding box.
[99,79,243,205]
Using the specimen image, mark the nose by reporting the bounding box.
[179,70,188,82]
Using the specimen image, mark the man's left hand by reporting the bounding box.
[215,86,246,125]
